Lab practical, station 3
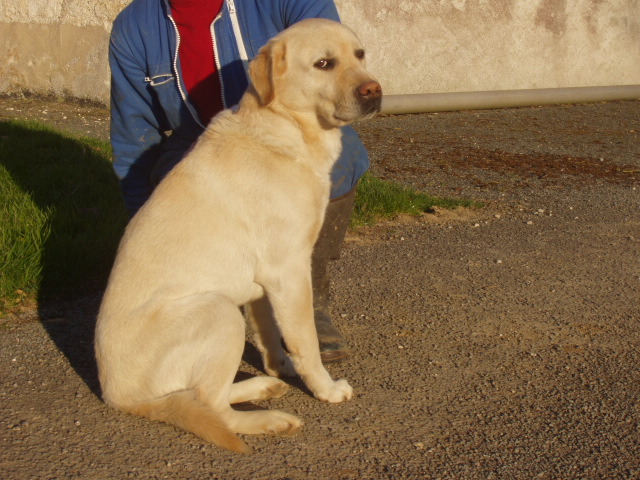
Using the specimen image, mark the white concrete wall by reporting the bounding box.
[0,0,129,103]
[337,0,640,94]
[1,0,639,104]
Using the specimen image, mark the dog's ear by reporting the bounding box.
[249,40,287,106]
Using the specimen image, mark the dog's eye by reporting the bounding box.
[355,49,365,60]
[314,58,335,70]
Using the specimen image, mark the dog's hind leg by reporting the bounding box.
[114,292,252,452]
[179,294,302,439]
[229,376,290,404]
[221,407,303,436]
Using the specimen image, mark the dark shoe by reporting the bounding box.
[316,309,349,363]
[312,188,356,363]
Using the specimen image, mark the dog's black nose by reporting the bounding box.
[357,81,382,100]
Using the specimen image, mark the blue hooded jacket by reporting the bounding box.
[109,0,370,215]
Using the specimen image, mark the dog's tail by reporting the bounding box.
[122,390,250,454]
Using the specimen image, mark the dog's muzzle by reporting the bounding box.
[357,80,383,116]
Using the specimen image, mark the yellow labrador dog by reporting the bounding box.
[95,18,382,453]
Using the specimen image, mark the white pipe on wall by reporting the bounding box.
[380,85,640,115]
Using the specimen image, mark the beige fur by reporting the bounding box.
[95,19,381,453]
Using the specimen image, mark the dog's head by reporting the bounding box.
[249,18,382,128]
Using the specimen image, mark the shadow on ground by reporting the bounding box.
[0,120,127,396]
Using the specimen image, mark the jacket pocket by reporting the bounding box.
[145,73,174,87]
[144,68,186,131]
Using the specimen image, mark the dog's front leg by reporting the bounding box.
[266,266,352,403]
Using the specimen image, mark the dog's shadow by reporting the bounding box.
[0,120,127,397]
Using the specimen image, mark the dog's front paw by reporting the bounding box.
[315,379,353,403]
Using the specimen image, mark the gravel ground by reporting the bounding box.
[1,95,639,479]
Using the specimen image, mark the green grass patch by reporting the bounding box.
[0,119,127,313]
[353,172,476,227]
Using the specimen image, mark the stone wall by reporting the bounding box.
[1,0,638,104]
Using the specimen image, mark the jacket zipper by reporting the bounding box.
[168,13,205,129]
[227,0,249,72]
[211,10,226,112]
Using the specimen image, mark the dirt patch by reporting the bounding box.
[380,146,640,185]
